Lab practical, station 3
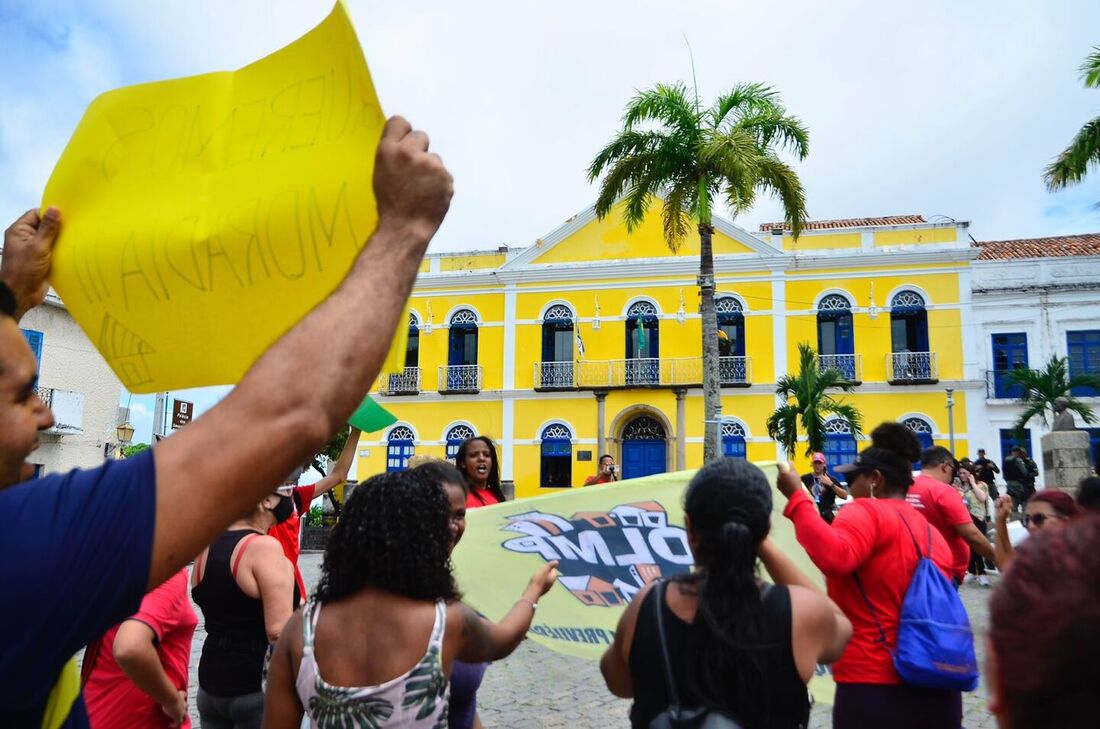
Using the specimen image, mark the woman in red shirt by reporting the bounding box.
[777,423,959,729]
[456,436,507,507]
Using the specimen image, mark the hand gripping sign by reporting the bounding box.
[41,2,408,397]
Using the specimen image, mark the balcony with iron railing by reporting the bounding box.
[533,361,576,390]
[817,354,862,383]
[36,386,85,434]
[439,364,483,394]
[886,352,938,384]
[380,367,421,395]
[570,356,752,389]
[985,368,1031,400]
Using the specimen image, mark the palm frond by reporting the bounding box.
[1081,46,1100,88]
[1067,398,1099,424]
[735,109,810,160]
[661,182,694,252]
[622,83,698,133]
[766,405,800,457]
[754,154,809,238]
[1012,399,1048,440]
[587,130,671,181]
[709,82,780,128]
[1043,116,1100,191]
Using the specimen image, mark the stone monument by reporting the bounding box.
[1041,398,1093,491]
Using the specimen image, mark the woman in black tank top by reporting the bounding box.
[600,459,852,728]
[192,487,300,729]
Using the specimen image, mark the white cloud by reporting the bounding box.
[2,0,1099,252]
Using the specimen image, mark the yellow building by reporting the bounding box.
[357,200,976,499]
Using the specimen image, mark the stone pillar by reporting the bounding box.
[1040,430,1092,491]
[674,388,687,471]
[595,391,608,459]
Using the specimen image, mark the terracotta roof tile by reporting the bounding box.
[974,233,1100,260]
[759,215,926,232]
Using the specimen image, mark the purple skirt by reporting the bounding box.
[449,660,489,729]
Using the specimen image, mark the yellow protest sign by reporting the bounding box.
[42,2,407,392]
[451,464,837,706]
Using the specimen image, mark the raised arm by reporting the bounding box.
[1,207,61,321]
[149,117,452,589]
[777,464,877,576]
[311,427,361,499]
[456,561,558,664]
[993,495,1016,569]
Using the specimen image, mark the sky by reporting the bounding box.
[3,0,1100,442]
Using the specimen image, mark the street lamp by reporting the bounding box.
[945,388,956,454]
[116,421,135,447]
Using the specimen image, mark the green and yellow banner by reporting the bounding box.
[452,463,836,705]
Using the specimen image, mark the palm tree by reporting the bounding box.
[767,343,863,458]
[1009,355,1100,438]
[1043,46,1100,199]
[588,82,809,462]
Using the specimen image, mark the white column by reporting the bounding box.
[771,271,788,461]
[503,284,517,391]
[501,397,515,482]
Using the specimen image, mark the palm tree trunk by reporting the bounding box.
[699,223,721,462]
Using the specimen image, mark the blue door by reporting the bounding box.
[818,295,855,380]
[625,303,660,385]
[622,441,666,480]
[992,333,1028,398]
[621,415,666,479]
[447,313,478,391]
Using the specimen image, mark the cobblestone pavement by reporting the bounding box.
[187,554,999,728]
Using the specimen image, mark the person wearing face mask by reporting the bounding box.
[992,490,1079,570]
[191,488,300,729]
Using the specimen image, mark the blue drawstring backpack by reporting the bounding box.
[855,512,979,691]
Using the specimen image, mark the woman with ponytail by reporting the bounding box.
[600,459,852,728]
[777,423,958,729]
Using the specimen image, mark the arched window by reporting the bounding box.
[716,296,747,385]
[386,426,415,472]
[822,418,857,483]
[540,304,574,388]
[621,415,667,479]
[889,291,931,381]
[445,424,476,462]
[447,309,479,391]
[540,423,573,488]
[387,313,421,394]
[404,313,420,369]
[817,294,855,380]
[903,417,934,468]
[721,421,747,460]
[625,301,660,385]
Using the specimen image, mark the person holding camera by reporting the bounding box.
[585,454,620,486]
[801,452,848,524]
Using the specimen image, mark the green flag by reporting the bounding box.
[348,395,397,433]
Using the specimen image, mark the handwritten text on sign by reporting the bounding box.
[42,2,400,392]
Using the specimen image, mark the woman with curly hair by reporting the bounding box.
[455,436,506,506]
[261,470,557,729]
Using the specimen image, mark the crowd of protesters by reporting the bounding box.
[2,121,1098,729]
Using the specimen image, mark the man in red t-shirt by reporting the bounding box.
[583,454,620,486]
[269,427,360,600]
[906,445,997,584]
[83,569,197,728]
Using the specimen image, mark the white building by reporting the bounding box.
[966,233,1100,487]
[19,292,125,475]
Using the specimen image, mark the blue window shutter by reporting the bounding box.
[21,329,44,373]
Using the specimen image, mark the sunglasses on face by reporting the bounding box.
[1022,512,1065,528]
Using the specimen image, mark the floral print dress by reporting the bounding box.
[295,599,449,729]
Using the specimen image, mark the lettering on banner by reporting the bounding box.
[501,502,694,608]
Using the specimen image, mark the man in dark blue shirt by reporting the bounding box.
[0,115,453,727]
